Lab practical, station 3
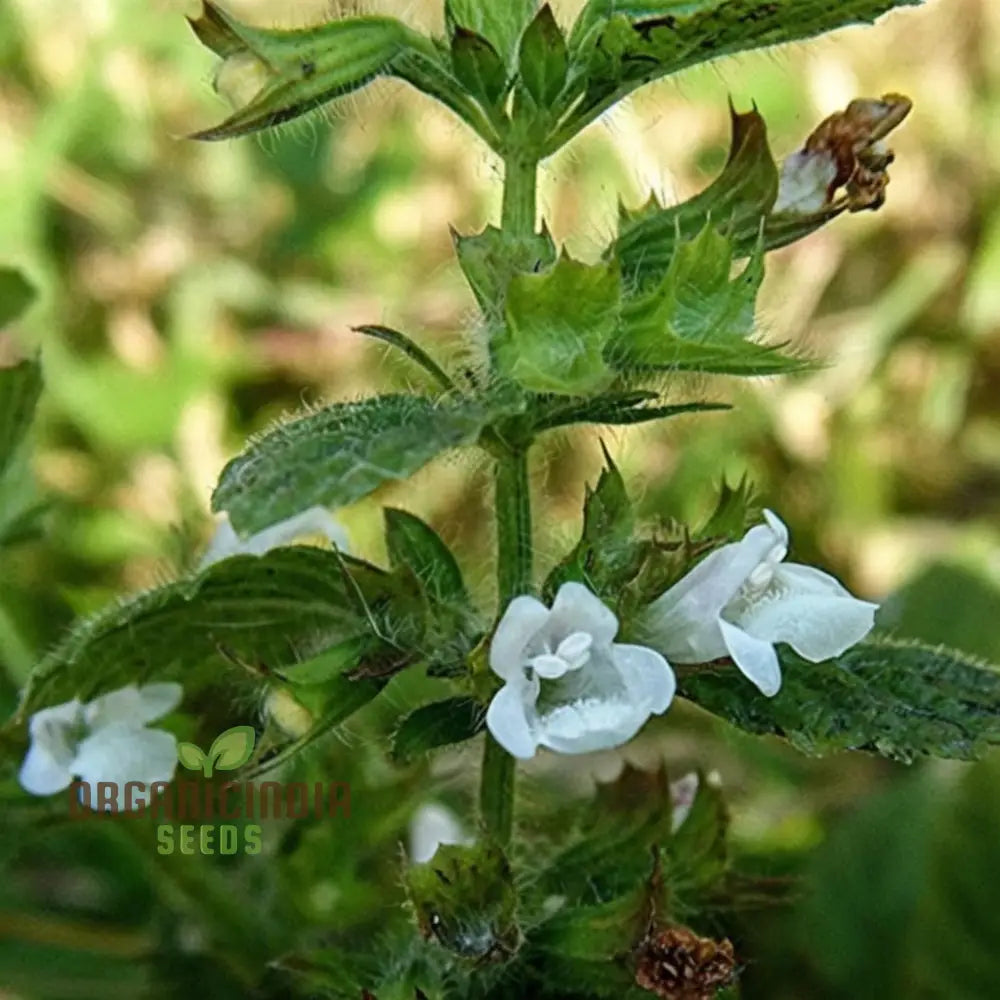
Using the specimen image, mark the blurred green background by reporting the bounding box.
[2,0,1000,997]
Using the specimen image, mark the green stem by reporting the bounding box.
[501,156,538,238]
[480,446,533,846]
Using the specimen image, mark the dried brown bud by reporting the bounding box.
[635,925,736,1000]
[774,93,912,215]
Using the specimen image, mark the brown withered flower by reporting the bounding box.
[635,924,737,1000]
[774,93,912,214]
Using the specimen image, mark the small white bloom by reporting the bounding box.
[199,506,350,569]
[19,683,183,810]
[486,583,676,760]
[408,802,471,864]
[773,149,839,214]
[645,510,878,698]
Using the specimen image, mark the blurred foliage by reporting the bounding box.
[2,0,1000,997]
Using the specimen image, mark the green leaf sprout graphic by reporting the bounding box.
[177,725,256,778]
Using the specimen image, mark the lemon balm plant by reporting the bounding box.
[7,0,1000,997]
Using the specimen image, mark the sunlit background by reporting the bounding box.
[2,0,999,997]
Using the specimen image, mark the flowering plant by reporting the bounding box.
[4,1,1000,998]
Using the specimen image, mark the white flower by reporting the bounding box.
[486,583,676,760]
[199,506,350,569]
[19,683,183,810]
[408,802,471,864]
[669,772,700,832]
[644,510,878,698]
[773,149,839,214]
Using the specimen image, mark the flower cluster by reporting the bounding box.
[485,512,876,758]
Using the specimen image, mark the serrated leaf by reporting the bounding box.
[445,0,538,65]
[0,269,36,327]
[384,509,467,605]
[0,359,42,481]
[18,548,390,716]
[680,638,1000,762]
[517,5,568,108]
[212,394,496,535]
[188,3,409,140]
[608,225,807,377]
[532,392,728,432]
[450,27,507,107]
[454,224,557,318]
[613,108,780,286]
[391,697,484,763]
[208,725,256,772]
[497,253,621,395]
[563,1,922,148]
[177,741,206,772]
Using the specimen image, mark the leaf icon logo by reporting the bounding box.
[177,726,256,777]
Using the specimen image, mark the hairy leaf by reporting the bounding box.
[446,0,538,65]
[18,548,389,715]
[451,27,508,107]
[188,3,409,140]
[384,508,467,605]
[562,1,922,148]
[517,5,569,108]
[213,394,496,535]
[681,639,1000,761]
[391,696,484,762]
[497,253,621,394]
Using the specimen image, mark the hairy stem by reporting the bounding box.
[501,156,538,238]
[481,446,533,845]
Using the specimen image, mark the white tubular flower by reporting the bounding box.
[645,511,878,698]
[408,802,471,865]
[486,583,676,760]
[199,506,350,569]
[19,683,183,809]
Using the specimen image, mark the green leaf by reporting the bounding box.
[608,225,808,377]
[277,635,372,685]
[497,253,621,395]
[212,394,496,535]
[531,392,729,432]
[0,268,36,326]
[384,509,467,605]
[0,358,42,481]
[208,725,256,771]
[18,548,389,716]
[353,325,455,392]
[613,107,780,287]
[517,5,568,108]
[188,3,409,140]
[454,223,557,318]
[680,638,1000,762]
[405,841,520,961]
[450,27,507,107]
[562,1,922,147]
[177,741,207,772]
[391,697,484,763]
[445,0,538,65]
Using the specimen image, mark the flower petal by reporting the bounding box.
[612,644,676,715]
[490,596,550,680]
[485,683,537,759]
[84,685,146,730]
[133,683,183,723]
[645,521,781,654]
[408,803,470,865]
[547,582,619,646]
[538,700,648,756]
[19,699,84,796]
[199,507,350,568]
[740,592,878,663]
[72,723,179,810]
[775,562,854,598]
[718,617,782,697]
